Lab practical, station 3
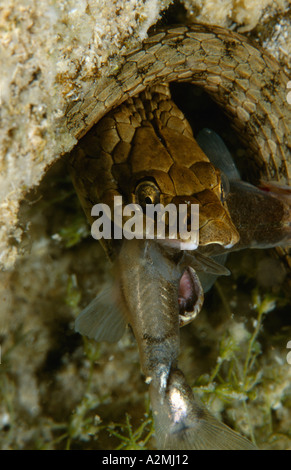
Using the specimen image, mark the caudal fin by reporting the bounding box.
[150,368,257,450]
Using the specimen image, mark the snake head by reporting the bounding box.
[70,84,240,253]
[128,160,240,250]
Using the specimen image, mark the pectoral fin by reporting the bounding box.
[180,251,230,276]
[75,284,126,343]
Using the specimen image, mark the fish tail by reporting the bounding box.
[149,368,257,450]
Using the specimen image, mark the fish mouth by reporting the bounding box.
[178,267,204,327]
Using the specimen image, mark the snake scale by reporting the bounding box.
[68,23,291,179]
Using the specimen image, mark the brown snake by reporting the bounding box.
[69,23,291,261]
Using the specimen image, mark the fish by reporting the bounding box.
[197,128,291,253]
[75,237,256,450]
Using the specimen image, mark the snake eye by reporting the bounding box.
[135,181,161,209]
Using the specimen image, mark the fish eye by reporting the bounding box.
[135,180,161,208]
[220,171,230,202]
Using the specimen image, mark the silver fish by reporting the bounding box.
[75,237,256,450]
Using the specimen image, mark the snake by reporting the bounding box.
[68,22,291,450]
[69,23,291,258]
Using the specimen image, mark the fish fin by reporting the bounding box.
[181,251,230,276]
[160,412,257,450]
[151,368,257,450]
[196,128,241,181]
[197,254,229,293]
[75,285,126,343]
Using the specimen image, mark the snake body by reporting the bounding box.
[68,23,291,185]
